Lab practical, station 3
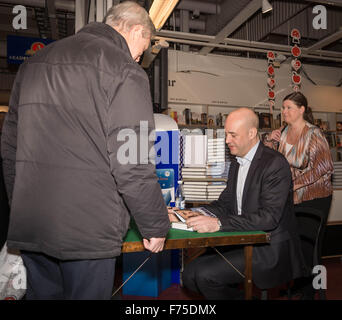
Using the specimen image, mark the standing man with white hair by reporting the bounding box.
[1,1,170,300]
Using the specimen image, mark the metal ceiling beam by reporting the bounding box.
[177,0,221,15]
[0,0,75,11]
[157,29,342,59]
[307,29,342,51]
[154,31,342,62]
[199,0,262,55]
[304,0,342,7]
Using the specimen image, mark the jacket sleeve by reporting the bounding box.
[293,129,333,187]
[218,156,293,232]
[105,63,170,239]
[1,68,22,205]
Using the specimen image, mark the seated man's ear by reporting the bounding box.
[249,127,258,139]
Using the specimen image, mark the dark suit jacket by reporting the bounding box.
[205,142,308,289]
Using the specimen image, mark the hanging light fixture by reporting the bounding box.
[149,0,180,30]
[262,0,273,14]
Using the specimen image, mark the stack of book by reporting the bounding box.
[183,180,208,201]
[181,167,207,179]
[207,138,225,164]
[332,161,342,188]
[182,180,227,201]
[181,137,229,202]
[207,181,227,200]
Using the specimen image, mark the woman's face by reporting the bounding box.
[282,99,305,125]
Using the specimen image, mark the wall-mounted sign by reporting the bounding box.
[7,35,54,64]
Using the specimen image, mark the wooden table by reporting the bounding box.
[122,227,270,300]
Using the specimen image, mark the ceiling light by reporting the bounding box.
[262,0,273,14]
[149,0,180,30]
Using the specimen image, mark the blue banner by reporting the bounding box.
[7,35,54,64]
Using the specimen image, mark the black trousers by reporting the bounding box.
[292,195,332,298]
[182,247,245,300]
[294,195,332,268]
[21,251,116,300]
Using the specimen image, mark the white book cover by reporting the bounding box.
[184,135,207,167]
[184,185,208,189]
[184,190,207,194]
[207,138,225,143]
[182,175,208,179]
[184,194,207,198]
[171,222,193,232]
[184,187,207,191]
[182,168,206,172]
[184,182,209,185]
[182,173,208,175]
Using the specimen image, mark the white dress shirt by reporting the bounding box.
[236,141,260,215]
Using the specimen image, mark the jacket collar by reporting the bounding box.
[78,22,130,55]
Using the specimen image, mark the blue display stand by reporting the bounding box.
[122,250,172,297]
[122,114,180,297]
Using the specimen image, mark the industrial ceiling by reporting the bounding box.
[0,0,342,104]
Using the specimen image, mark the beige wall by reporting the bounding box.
[168,50,342,112]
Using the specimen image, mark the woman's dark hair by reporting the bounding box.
[283,91,314,124]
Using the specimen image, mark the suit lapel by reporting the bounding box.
[241,143,263,209]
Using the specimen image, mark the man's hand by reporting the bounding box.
[143,237,165,253]
[186,216,221,233]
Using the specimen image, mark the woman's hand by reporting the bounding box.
[269,129,282,142]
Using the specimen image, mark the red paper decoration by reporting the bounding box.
[290,29,302,91]
[292,72,302,85]
[268,89,275,99]
[291,44,301,58]
[267,77,275,88]
[267,64,275,76]
[291,59,301,71]
[290,29,301,43]
[266,51,276,113]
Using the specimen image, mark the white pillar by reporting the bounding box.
[75,0,87,33]
[96,0,105,22]
[88,0,96,23]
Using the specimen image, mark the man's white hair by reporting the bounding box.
[103,1,155,38]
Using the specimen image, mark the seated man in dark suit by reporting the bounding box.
[179,108,307,299]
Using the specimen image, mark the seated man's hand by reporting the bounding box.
[168,213,179,222]
[186,216,221,233]
[167,209,195,222]
[143,237,165,253]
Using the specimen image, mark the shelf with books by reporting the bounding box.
[178,123,224,130]
[170,105,342,163]
[168,104,234,129]
[181,136,229,203]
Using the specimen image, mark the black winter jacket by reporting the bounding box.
[1,22,170,260]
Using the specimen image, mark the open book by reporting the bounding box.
[168,207,217,232]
